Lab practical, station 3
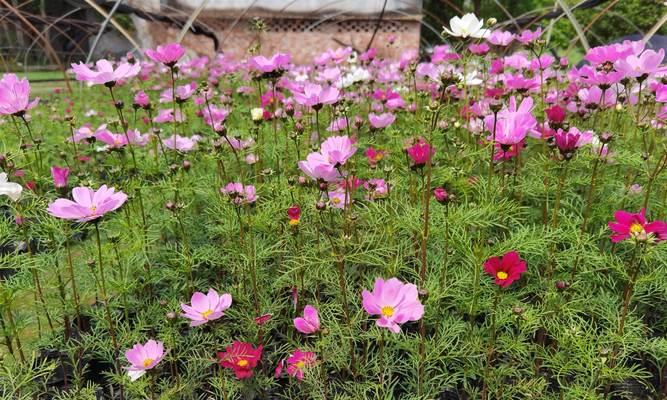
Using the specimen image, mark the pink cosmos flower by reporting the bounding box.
[368,112,396,129]
[554,127,593,159]
[50,166,69,189]
[71,60,140,85]
[96,129,150,148]
[608,208,667,243]
[614,49,666,79]
[125,339,165,381]
[181,289,232,327]
[275,350,317,380]
[163,134,201,152]
[585,42,635,66]
[202,105,230,132]
[133,90,150,108]
[328,189,350,209]
[293,305,320,334]
[516,27,542,44]
[327,116,349,132]
[320,135,356,166]
[69,124,110,143]
[483,251,527,287]
[0,73,39,116]
[484,96,537,147]
[217,341,263,380]
[292,83,340,108]
[160,82,197,103]
[363,178,388,200]
[362,277,424,333]
[406,139,434,167]
[221,182,258,205]
[249,53,290,73]
[153,108,186,124]
[145,42,185,66]
[468,43,490,55]
[298,152,341,182]
[487,30,515,46]
[47,185,127,223]
[433,187,450,204]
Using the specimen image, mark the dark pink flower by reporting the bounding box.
[483,251,527,287]
[50,166,69,189]
[217,341,262,380]
[406,139,434,167]
[608,208,667,243]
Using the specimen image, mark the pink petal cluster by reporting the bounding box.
[71,60,140,85]
[181,289,232,327]
[125,339,165,381]
[249,53,290,73]
[275,350,317,380]
[298,135,356,182]
[292,83,340,108]
[362,277,424,333]
[0,73,39,116]
[145,42,185,66]
[293,305,320,334]
[221,182,258,205]
[608,208,667,243]
[47,185,127,222]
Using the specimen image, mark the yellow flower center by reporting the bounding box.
[289,219,299,226]
[374,154,384,161]
[496,271,509,280]
[381,306,394,318]
[143,358,154,368]
[237,359,249,367]
[332,197,341,205]
[630,223,644,235]
[201,309,213,319]
[295,360,305,369]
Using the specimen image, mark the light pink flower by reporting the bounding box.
[292,83,340,108]
[163,134,201,152]
[181,289,232,327]
[249,53,290,73]
[368,112,396,129]
[293,305,320,334]
[0,73,39,116]
[221,182,258,205]
[362,277,424,333]
[125,339,165,381]
[71,60,140,85]
[320,135,356,166]
[47,185,127,223]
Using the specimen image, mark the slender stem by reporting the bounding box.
[4,302,25,363]
[581,144,607,233]
[482,289,501,400]
[65,234,82,331]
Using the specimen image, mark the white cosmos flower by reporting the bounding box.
[0,172,22,202]
[457,70,483,86]
[443,13,490,39]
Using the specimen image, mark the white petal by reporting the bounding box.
[128,369,146,382]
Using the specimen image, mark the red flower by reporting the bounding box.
[483,251,527,287]
[608,208,667,243]
[288,205,301,226]
[217,341,263,380]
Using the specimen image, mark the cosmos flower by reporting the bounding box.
[483,251,527,287]
[0,73,39,116]
[608,208,667,243]
[275,350,317,380]
[71,60,140,85]
[180,289,232,327]
[362,277,424,333]
[145,42,185,66]
[47,185,127,223]
[293,305,320,334]
[0,173,22,201]
[125,340,165,381]
[217,341,263,380]
[442,13,490,39]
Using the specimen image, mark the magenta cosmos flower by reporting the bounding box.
[362,277,424,333]
[483,251,527,288]
[50,166,69,189]
[125,339,165,381]
[181,289,232,327]
[406,139,435,167]
[608,208,667,243]
[145,42,185,66]
[47,185,127,222]
[0,73,39,116]
[293,305,320,334]
[275,350,317,381]
[71,59,140,85]
[217,341,263,380]
[163,134,201,152]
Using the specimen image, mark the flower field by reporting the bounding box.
[1,13,667,400]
